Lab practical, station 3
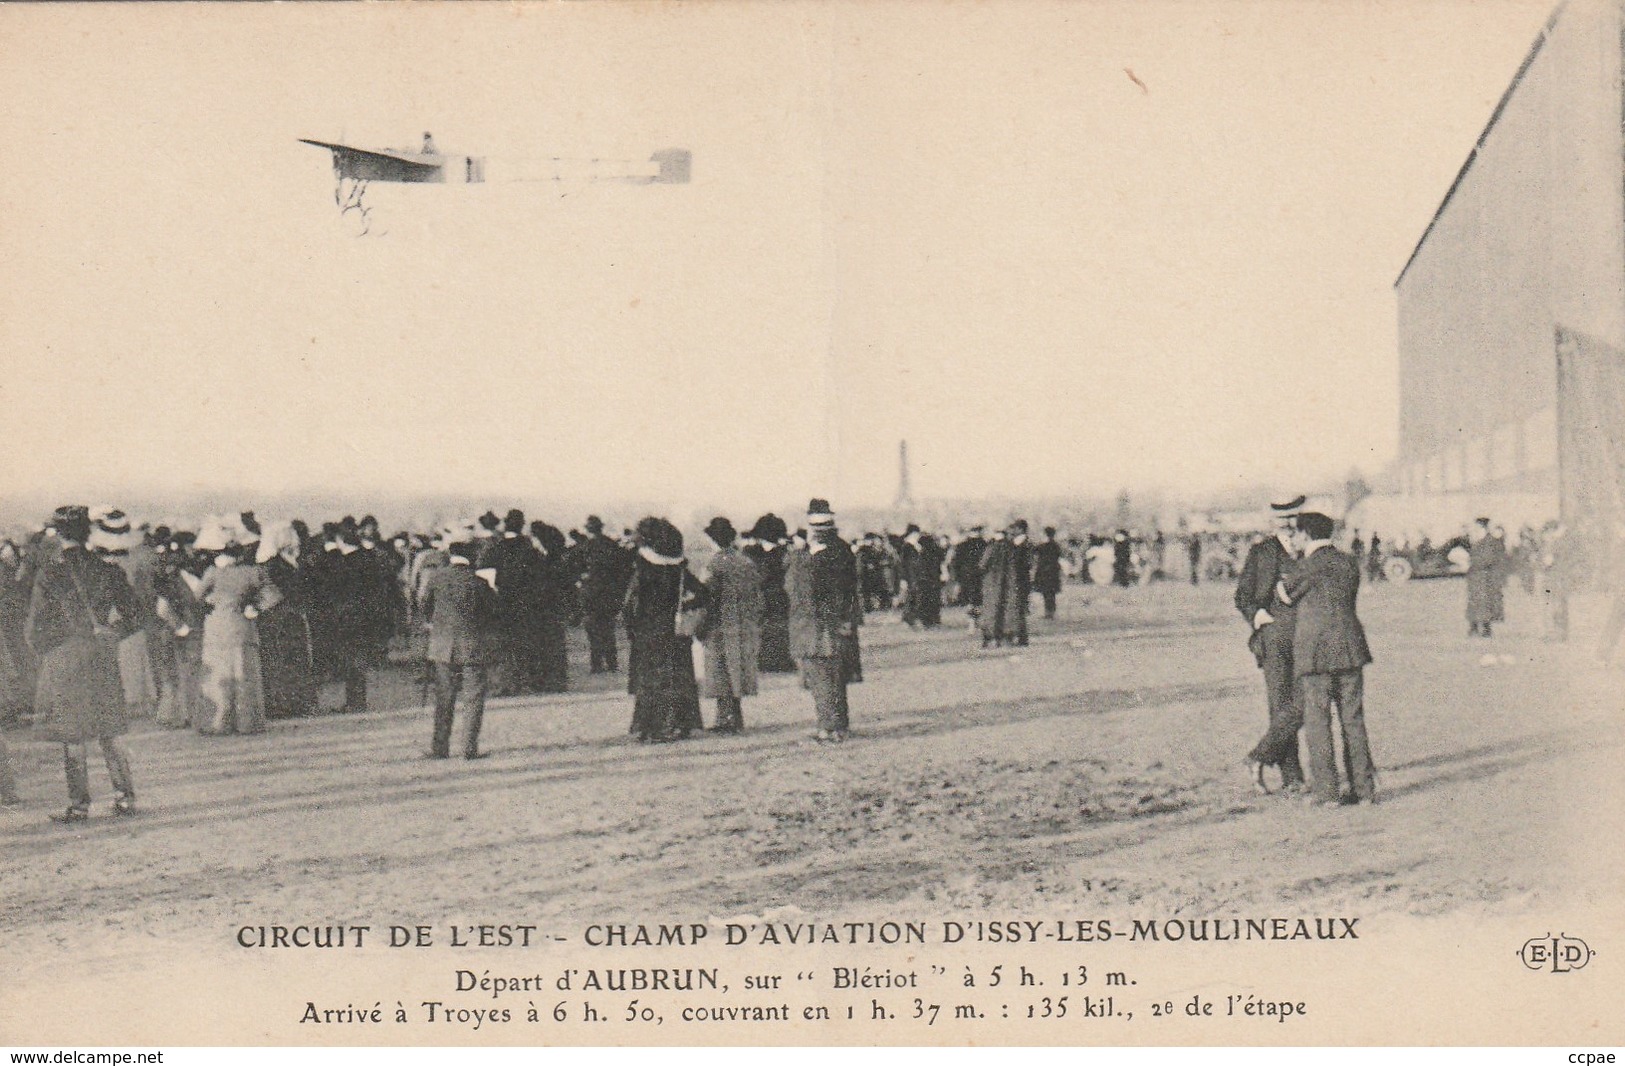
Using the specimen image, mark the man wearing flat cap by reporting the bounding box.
[700,517,764,734]
[786,499,862,742]
[26,506,144,822]
[1234,494,1308,795]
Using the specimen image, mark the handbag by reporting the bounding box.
[674,566,707,638]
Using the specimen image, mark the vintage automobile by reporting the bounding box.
[1382,536,1470,582]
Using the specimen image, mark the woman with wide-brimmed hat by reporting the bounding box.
[743,513,796,673]
[623,517,704,742]
[150,526,205,729]
[194,520,283,736]
[26,505,143,821]
[90,508,161,719]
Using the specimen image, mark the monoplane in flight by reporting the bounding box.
[301,132,691,234]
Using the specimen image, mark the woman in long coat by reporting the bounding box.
[151,535,205,728]
[195,528,283,736]
[744,514,796,673]
[93,516,159,718]
[256,523,317,720]
[980,522,1033,648]
[699,518,763,734]
[623,517,704,742]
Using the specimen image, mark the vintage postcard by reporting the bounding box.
[1,0,1621,1050]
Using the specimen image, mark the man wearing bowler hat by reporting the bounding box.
[576,515,631,675]
[26,505,144,822]
[1234,494,1308,795]
[1277,511,1377,806]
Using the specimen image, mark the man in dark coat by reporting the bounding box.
[420,539,499,759]
[486,509,546,694]
[952,526,987,618]
[857,534,893,612]
[901,526,944,628]
[979,521,1033,648]
[575,515,631,674]
[786,499,861,742]
[1033,526,1064,619]
[323,519,383,713]
[1465,518,1510,637]
[1278,511,1377,806]
[1234,496,1306,794]
[26,506,143,822]
[529,521,571,693]
[1111,530,1134,587]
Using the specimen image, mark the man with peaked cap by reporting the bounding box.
[1277,511,1377,806]
[1234,494,1307,795]
[576,514,632,675]
[700,517,764,733]
[786,499,862,742]
[26,506,143,822]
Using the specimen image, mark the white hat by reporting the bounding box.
[193,521,233,553]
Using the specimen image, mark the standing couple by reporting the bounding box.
[1235,498,1377,807]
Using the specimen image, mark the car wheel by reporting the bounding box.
[1384,557,1413,583]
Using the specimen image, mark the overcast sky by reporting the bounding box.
[0,1,1554,516]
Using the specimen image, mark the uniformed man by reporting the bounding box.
[1234,496,1307,795]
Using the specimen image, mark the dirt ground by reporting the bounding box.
[2,578,1622,1044]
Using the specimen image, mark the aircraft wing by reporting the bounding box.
[300,139,445,183]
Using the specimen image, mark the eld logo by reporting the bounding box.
[1518,933,1594,973]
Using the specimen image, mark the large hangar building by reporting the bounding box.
[1394,0,1625,538]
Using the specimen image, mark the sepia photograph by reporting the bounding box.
[1,0,1621,1049]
